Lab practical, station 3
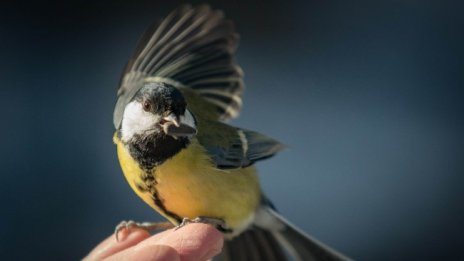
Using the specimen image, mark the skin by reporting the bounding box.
[85,223,224,261]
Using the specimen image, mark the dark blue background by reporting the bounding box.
[1,0,463,260]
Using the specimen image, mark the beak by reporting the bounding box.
[161,112,197,138]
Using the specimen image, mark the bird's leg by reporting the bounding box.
[176,216,231,232]
[114,220,174,241]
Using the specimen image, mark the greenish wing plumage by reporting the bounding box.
[181,78,286,169]
[113,4,243,129]
[196,120,286,169]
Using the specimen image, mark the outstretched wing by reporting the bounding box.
[113,4,244,129]
[197,121,286,169]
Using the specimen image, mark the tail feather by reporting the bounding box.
[256,207,352,261]
[217,206,352,261]
[217,226,288,261]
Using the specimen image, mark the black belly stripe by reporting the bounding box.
[123,129,191,224]
[137,169,183,224]
[136,171,233,232]
[151,190,183,223]
[138,170,235,232]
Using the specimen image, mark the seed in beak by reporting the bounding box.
[162,114,180,127]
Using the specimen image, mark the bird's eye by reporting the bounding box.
[142,101,152,112]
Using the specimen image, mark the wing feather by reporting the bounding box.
[114,5,243,129]
[197,121,286,169]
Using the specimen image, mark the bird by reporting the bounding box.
[112,4,351,261]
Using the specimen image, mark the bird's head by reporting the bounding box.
[120,82,197,143]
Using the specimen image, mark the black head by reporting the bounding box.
[120,82,197,142]
[134,82,187,120]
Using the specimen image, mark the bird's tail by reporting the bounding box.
[216,206,352,261]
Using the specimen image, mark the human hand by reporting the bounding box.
[85,223,223,261]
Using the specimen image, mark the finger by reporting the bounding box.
[135,223,224,261]
[106,245,180,261]
[84,229,151,261]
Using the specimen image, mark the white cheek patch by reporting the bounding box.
[179,109,196,129]
[121,101,160,142]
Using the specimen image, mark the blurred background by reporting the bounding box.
[1,0,463,260]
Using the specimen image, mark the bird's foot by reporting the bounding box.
[114,220,174,241]
[176,216,231,232]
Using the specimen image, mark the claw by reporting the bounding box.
[175,217,193,230]
[114,220,135,242]
[175,217,228,231]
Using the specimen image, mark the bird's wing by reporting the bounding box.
[113,4,243,129]
[196,120,286,169]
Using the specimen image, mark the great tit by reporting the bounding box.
[112,4,351,261]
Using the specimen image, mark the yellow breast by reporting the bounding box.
[114,133,261,232]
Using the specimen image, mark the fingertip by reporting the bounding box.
[117,228,152,246]
[160,223,224,261]
[188,223,224,261]
[118,227,151,243]
[187,223,224,251]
